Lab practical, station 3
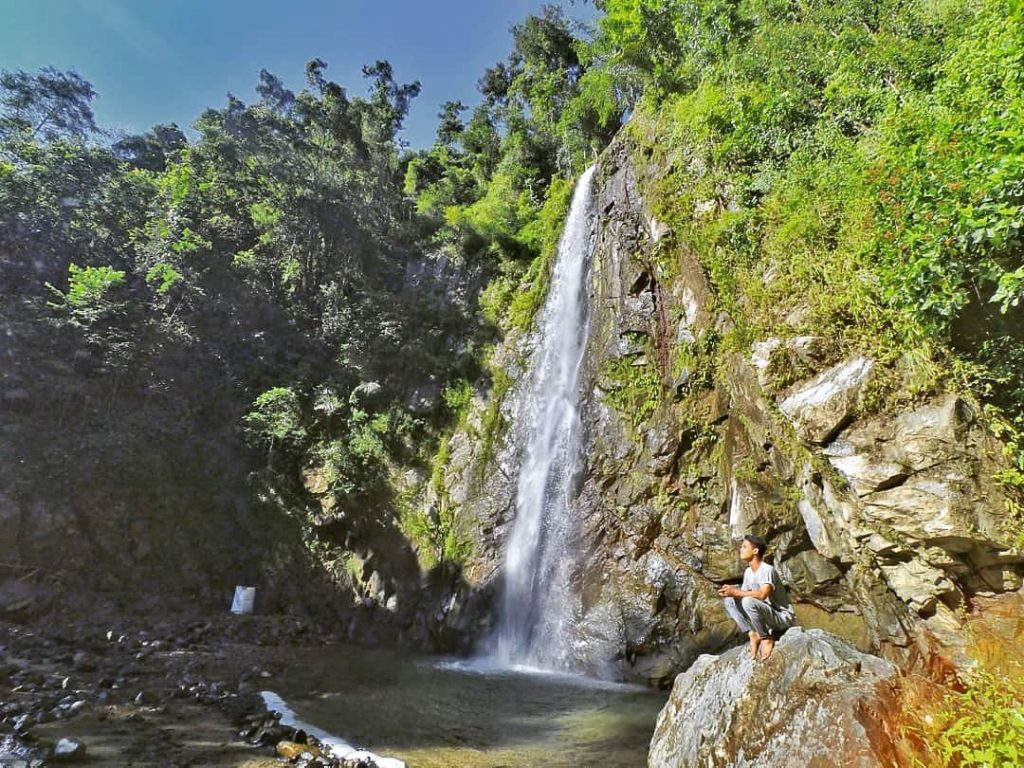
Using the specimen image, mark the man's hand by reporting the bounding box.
[718,583,772,600]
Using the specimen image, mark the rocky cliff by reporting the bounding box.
[438,133,1024,685]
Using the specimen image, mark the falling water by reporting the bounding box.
[493,166,597,670]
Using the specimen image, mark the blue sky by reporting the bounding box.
[0,0,596,148]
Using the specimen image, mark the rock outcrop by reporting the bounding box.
[648,628,902,768]
[437,132,1024,684]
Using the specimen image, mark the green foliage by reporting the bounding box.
[600,352,662,428]
[479,366,513,466]
[1,66,98,142]
[674,327,721,392]
[430,437,474,565]
[47,263,127,325]
[244,387,307,447]
[873,1,1023,322]
[478,270,520,327]
[409,4,619,284]
[305,405,419,501]
[442,379,474,421]
[491,175,575,331]
[342,552,364,586]
[592,0,1023,447]
[398,434,473,569]
[987,407,1024,547]
[918,672,1024,767]
[0,21,601,589]
[144,262,182,295]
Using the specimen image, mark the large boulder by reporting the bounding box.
[649,628,901,768]
[779,357,873,444]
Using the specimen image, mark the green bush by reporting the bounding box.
[244,387,306,447]
[47,263,127,325]
[923,672,1024,767]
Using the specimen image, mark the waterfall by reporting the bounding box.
[493,165,597,671]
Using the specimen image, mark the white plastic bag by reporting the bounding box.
[230,585,256,615]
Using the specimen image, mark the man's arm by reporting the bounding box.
[717,582,773,600]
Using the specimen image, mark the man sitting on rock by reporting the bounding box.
[718,534,795,660]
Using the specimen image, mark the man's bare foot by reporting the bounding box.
[759,638,775,660]
[747,632,761,659]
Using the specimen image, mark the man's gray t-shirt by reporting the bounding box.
[742,562,794,617]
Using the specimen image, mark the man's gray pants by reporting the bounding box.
[723,596,794,638]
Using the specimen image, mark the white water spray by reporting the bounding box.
[493,166,597,670]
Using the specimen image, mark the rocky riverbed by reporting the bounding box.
[0,606,390,767]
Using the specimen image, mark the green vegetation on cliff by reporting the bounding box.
[577,0,1024,527]
[578,0,1024,757]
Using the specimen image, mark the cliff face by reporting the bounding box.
[440,134,1024,685]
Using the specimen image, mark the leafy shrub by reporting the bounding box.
[913,671,1024,768]
[47,263,127,325]
[244,387,306,447]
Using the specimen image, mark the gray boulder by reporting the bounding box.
[779,357,873,444]
[649,628,900,768]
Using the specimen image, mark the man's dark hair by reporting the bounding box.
[744,534,768,558]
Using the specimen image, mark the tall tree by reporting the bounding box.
[0,67,99,143]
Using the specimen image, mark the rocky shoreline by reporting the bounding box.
[0,609,395,767]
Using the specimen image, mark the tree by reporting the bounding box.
[0,67,99,143]
[436,100,467,147]
[112,123,187,171]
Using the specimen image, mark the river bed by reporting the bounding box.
[272,643,668,768]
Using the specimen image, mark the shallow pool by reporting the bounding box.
[272,643,668,768]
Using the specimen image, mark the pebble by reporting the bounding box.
[1,615,360,766]
[51,737,86,762]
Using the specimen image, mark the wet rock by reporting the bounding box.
[649,628,901,768]
[880,559,959,615]
[622,291,657,333]
[134,689,160,707]
[0,734,46,768]
[251,723,286,746]
[824,394,967,496]
[843,565,913,649]
[778,550,844,602]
